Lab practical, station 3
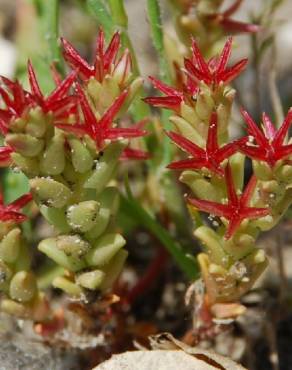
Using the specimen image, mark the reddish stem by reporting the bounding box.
[125,247,168,305]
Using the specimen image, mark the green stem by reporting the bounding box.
[123,179,199,280]
[42,0,64,72]
[86,0,114,40]
[147,0,171,83]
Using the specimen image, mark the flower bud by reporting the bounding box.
[76,269,105,290]
[0,227,21,263]
[67,201,100,232]
[68,137,93,173]
[9,271,37,302]
[5,133,44,157]
[85,233,126,267]
[40,133,66,175]
[30,177,72,208]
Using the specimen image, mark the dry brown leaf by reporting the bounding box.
[93,349,246,370]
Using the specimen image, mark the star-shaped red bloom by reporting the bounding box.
[145,37,247,111]
[61,29,131,85]
[56,85,147,149]
[27,61,77,121]
[166,112,246,176]
[0,191,33,223]
[239,109,292,167]
[0,146,13,167]
[207,0,260,34]
[184,37,248,87]
[188,164,269,239]
[0,77,32,134]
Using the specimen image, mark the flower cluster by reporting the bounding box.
[146,36,292,311]
[0,30,148,321]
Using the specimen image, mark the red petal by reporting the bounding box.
[149,76,182,97]
[262,112,276,140]
[241,207,269,220]
[224,216,242,239]
[241,109,267,147]
[220,18,261,34]
[27,60,43,101]
[166,131,204,156]
[61,38,93,79]
[99,90,128,130]
[206,112,218,153]
[273,109,292,147]
[167,158,207,170]
[8,193,33,210]
[191,39,211,77]
[188,197,230,218]
[143,96,182,110]
[46,70,77,105]
[240,175,257,206]
[225,163,238,205]
[219,58,248,83]
[106,127,147,139]
[184,58,212,84]
[76,84,96,134]
[216,37,233,76]
[104,31,120,71]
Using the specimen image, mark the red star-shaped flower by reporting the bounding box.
[0,191,33,224]
[166,112,246,176]
[207,0,260,34]
[56,85,147,150]
[0,77,32,134]
[184,37,248,87]
[61,29,131,85]
[188,163,269,239]
[239,109,292,167]
[144,37,247,111]
[27,61,77,121]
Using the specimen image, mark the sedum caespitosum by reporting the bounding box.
[146,36,292,318]
[0,29,147,321]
